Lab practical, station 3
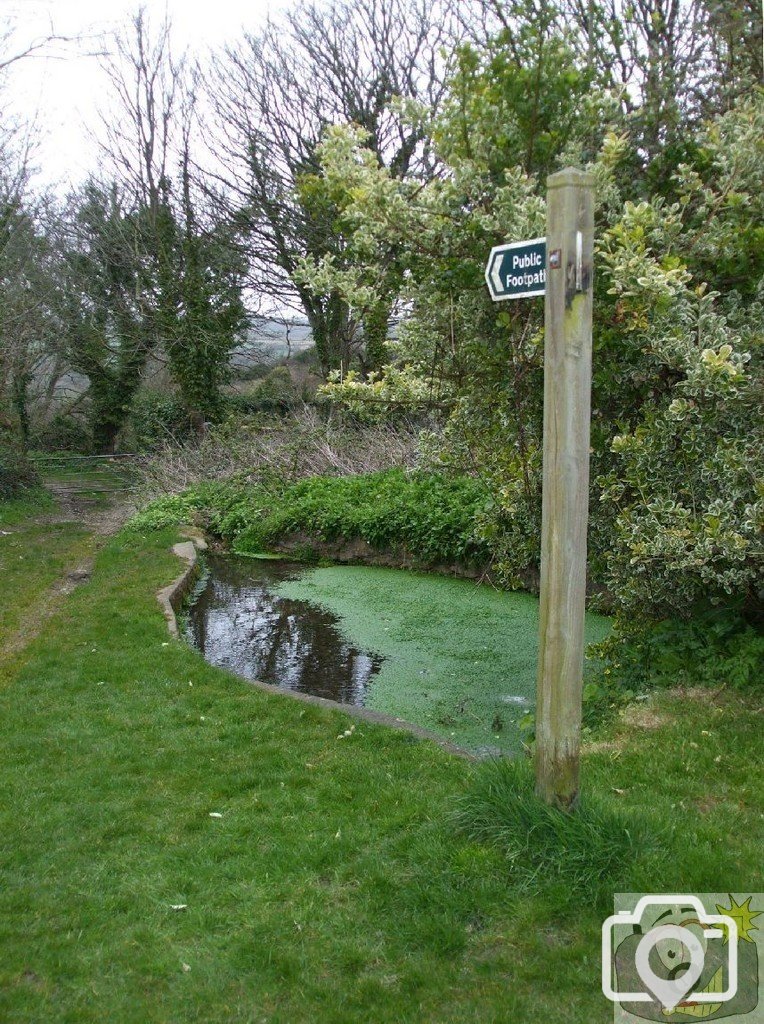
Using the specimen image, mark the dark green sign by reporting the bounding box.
[485,237,546,300]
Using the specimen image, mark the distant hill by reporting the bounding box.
[37,319,316,411]
[232,319,314,370]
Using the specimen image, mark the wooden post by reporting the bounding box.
[535,167,595,811]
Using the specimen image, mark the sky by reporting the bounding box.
[1,0,281,190]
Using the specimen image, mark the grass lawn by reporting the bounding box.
[277,565,610,753]
[0,490,54,527]
[0,503,761,1023]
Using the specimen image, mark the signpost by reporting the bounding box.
[485,237,547,300]
[485,168,594,812]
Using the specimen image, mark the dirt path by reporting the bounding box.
[30,470,138,603]
[32,476,136,535]
[0,475,138,676]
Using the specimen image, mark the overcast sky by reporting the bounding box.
[2,0,282,190]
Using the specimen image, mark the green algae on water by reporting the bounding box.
[276,565,611,754]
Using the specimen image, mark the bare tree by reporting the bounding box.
[97,7,182,213]
[0,12,76,73]
[205,0,459,377]
[0,15,71,451]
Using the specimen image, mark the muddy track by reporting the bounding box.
[0,478,137,672]
[32,477,136,536]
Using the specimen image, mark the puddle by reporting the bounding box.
[184,553,383,704]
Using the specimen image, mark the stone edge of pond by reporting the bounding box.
[159,529,480,762]
[156,528,208,638]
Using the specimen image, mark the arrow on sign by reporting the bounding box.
[485,237,547,301]
[489,255,504,296]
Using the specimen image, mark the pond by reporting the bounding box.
[184,553,383,704]
[185,553,612,755]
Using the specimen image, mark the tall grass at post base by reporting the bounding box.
[453,758,659,911]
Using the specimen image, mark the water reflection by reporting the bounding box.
[185,553,382,705]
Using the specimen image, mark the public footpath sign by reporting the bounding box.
[484,237,547,301]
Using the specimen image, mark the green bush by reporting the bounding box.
[292,345,318,367]
[0,439,39,500]
[31,413,92,453]
[203,483,268,539]
[598,337,762,622]
[126,480,249,534]
[227,367,299,416]
[596,606,764,694]
[125,492,205,532]
[232,360,274,383]
[126,390,191,451]
[231,469,490,566]
[129,468,491,568]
